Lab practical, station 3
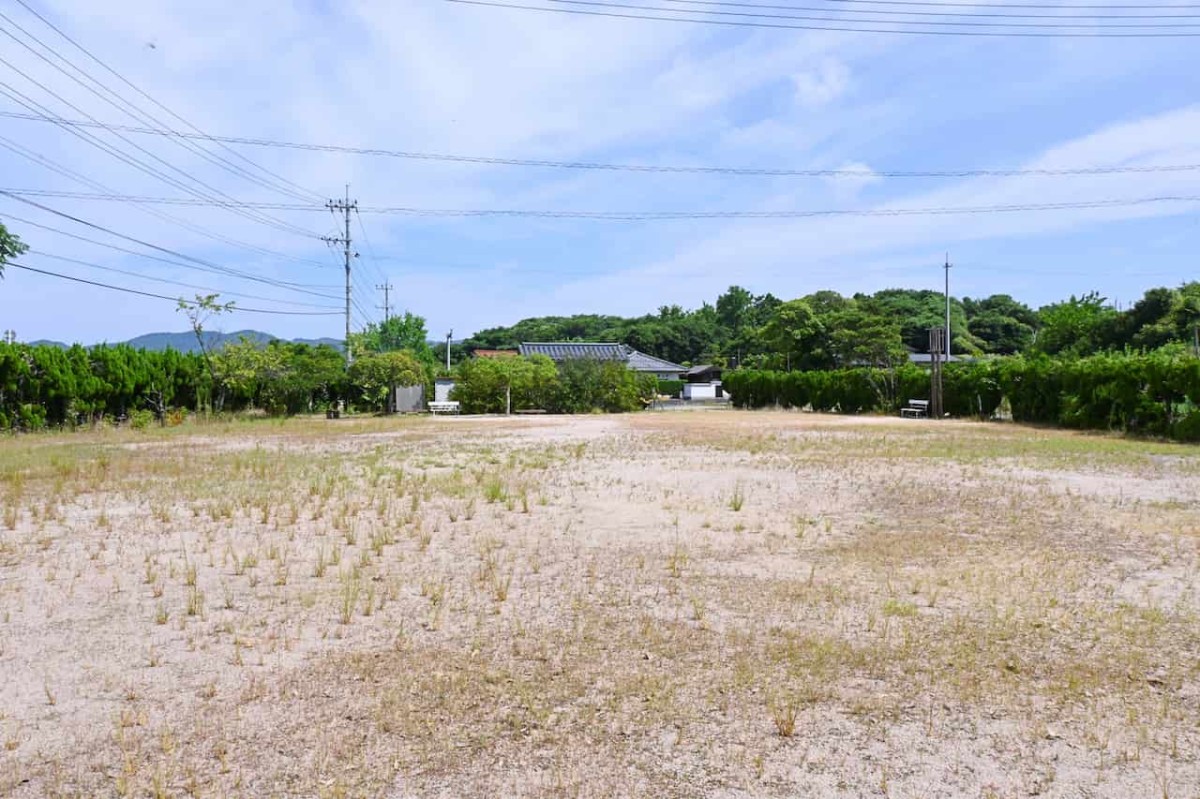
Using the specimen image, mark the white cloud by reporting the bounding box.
[537,105,1200,314]
[793,59,850,107]
[823,161,882,202]
[0,1,1196,343]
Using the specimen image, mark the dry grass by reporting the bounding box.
[0,411,1198,798]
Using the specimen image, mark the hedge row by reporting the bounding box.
[723,349,1200,441]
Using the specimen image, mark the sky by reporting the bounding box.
[0,0,1198,345]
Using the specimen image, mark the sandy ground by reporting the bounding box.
[1,410,1198,798]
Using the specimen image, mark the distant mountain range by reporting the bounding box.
[27,330,344,353]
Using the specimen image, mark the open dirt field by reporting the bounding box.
[1,411,1198,798]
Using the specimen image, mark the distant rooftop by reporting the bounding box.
[519,342,686,374]
[520,342,627,361]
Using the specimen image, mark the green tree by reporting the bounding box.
[0,221,28,275]
[759,299,826,369]
[1034,292,1117,356]
[351,312,434,365]
[348,350,425,411]
[452,355,560,413]
[829,309,907,369]
[176,293,234,411]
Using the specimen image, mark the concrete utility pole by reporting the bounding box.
[323,187,358,367]
[944,253,952,366]
[376,283,393,323]
[446,329,453,373]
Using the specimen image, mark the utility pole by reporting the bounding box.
[323,187,358,367]
[446,329,453,373]
[944,253,952,367]
[376,282,393,323]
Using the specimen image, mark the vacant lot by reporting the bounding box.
[1,411,1198,798]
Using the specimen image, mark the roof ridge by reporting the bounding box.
[519,340,621,345]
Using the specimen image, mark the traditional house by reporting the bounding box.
[518,342,686,381]
[682,364,724,401]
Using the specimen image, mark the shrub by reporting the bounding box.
[725,349,1200,440]
[656,379,685,398]
[129,409,155,430]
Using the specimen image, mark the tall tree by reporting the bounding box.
[352,311,434,364]
[1034,292,1117,356]
[176,294,234,411]
[0,221,27,276]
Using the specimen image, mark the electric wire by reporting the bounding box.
[0,211,339,291]
[652,0,1200,18]
[354,207,393,296]
[5,261,344,315]
[0,52,320,239]
[24,250,344,309]
[0,191,345,299]
[0,132,336,270]
[5,187,1199,220]
[10,0,325,204]
[439,0,1200,36]
[0,9,319,204]
[4,110,1197,178]
[535,0,1200,27]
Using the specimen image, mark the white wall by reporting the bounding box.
[683,383,718,400]
[434,379,456,403]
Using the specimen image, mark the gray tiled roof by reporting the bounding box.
[625,348,686,374]
[519,342,686,374]
[519,342,628,361]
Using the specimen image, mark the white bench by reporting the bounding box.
[428,401,460,415]
[900,399,929,419]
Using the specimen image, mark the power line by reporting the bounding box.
[356,195,1200,219]
[24,250,343,309]
[5,187,1199,220]
[5,261,343,316]
[5,110,1197,178]
[0,132,335,269]
[354,207,392,292]
[0,191,344,299]
[532,0,1200,27]
[651,0,1200,19]
[731,1,1200,10]
[0,53,320,239]
[1,212,340,290]
[9,0,324,204]
[439,0,1200,35]
[0,8,316,203]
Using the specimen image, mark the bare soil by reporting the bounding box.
[1,411,1198,798]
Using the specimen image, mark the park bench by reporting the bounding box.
[900,399,929,419]
[428,401,460,415]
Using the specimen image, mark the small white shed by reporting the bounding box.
[683,382,718,401]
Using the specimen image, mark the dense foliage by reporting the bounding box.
[725,347,1200,441]
[0,338,420,429]
[451,355,655,414]
[465,284,1200,368]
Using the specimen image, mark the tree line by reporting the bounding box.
[4,217,1200,433]
[465,284,1200,368]
[724,347,1200,442]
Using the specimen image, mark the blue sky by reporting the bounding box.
[1,0,1198,345]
